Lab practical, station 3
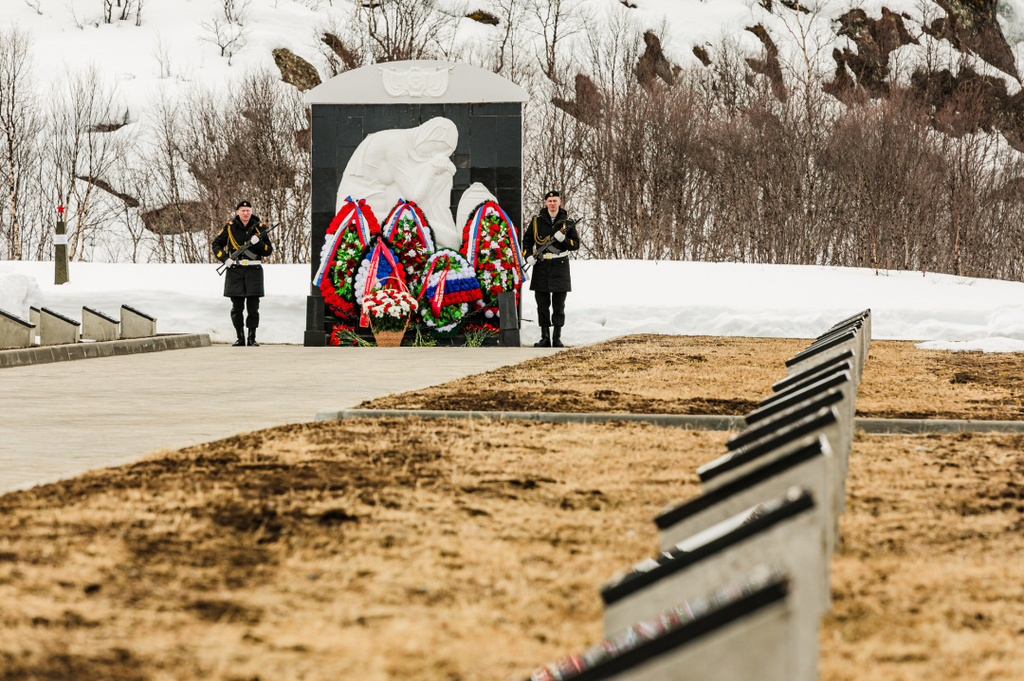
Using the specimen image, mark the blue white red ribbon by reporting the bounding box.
[385,200,434,252]
[358,239,407,327]
[314,198,373,287]
[464,201,525,281]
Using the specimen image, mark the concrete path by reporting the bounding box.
[0,345,556,494]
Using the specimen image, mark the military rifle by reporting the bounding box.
[523,216,584,277]
[216,224,278,275]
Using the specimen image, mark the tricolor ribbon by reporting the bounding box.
[387,200,434,252]
[350,197,372,247]
[416,257,441,302]
[490,203,526,280]
[314,227,345,286]
[465,202,525,283]
[313,198,375,287]
[358,240,407,327]
[431,268,449,317]
[465,207,486,269]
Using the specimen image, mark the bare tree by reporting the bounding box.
[489,0,529,80]
[315,16,364,78]
[528,0,586,81]
[143,71,311,263]
[0,27,43,260]
[153,33,172,78]
[200,16,250,65]
[353,0,460,63]
[101,0,140,24]
[48,66,129,260]
[221,0,251,23]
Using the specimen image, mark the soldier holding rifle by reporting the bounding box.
[522,190,581,348]
[212,200,274,347]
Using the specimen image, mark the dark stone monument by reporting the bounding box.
[302,61,529,346]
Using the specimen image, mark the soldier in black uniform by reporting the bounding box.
[212,200,274,346]
[522,190,580,348]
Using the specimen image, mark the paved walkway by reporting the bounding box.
[0,345,555,494]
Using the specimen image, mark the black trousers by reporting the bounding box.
[230,296,260,330]
[535,291,567,328]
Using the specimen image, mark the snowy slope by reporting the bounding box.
[8,0,1022,139]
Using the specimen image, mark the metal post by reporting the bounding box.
[54,205,69,285]
[497,290,520,347]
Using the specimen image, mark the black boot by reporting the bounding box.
[552,326,564,348]
[247,329,259,347]
[232,326,245,347]
[534,326,551,348]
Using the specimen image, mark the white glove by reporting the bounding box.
[250,234,260,244]
[554,231,566,242]
[526,255,536,267]
[224,258,234,268]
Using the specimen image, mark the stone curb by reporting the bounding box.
[0,334,212,369]
[854,418,1024,434]
[316,409,1024,434]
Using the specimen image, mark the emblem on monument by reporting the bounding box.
[380,65,451,97]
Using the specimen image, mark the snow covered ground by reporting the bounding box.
[1,260,1022,352]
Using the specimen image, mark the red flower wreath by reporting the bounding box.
[460,200,524,329]
[318,199,381,321]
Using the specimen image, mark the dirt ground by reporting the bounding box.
[362,335,1024,421]
[1,335,1023,681]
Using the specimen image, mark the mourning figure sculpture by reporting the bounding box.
[336,117,461,249]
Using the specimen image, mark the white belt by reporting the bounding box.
[541,252,568,260]
[234,259,262,266]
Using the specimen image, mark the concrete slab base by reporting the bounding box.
[0,334,211,368]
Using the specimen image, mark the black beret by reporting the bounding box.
[544,190,560,199]
[236,200,252,209]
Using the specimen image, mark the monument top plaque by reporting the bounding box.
[304,60,530,105]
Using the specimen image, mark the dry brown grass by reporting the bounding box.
[365,335,1024,421]
[2,334,1024,680]
[856,341,1024,419]
[824,431,1024,680]
[362,335,806,415]
[0,418,725,681]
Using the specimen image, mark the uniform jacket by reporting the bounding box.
[212,214,274,298]
[522,207,580,293]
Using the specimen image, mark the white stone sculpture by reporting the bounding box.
[455,182,500,230]
[336,117,462,249]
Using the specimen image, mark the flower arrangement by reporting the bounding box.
[329,326,373,346]
[417,249,483,335]
[382,200,436,297]
[362,287,417,333]
[460,200,525,327]
[316,198,380,321]
[352,235,408,326]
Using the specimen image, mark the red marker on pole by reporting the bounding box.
[55,204,69,284]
